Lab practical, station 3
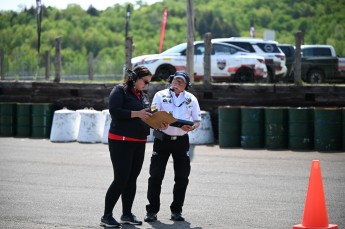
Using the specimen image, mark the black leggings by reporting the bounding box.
[104,139,146,216]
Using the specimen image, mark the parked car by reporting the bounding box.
[131,41,267,83]
[212,37,287,82]
[278,44,345,83]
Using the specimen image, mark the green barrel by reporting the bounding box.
[314,107,342,152]
[265,107,288,150]
[288,107,314,151]
[241,107,265,149]
[218,106,241,148]
[16,103,32,137]
[0,103,16,136]
[31,103,54,138]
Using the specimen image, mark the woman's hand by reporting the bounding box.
[132,108,152,120]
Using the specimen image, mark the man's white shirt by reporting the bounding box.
[151,88,201,136]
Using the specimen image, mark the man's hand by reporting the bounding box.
[159,122,169,130]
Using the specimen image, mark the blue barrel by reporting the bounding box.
[241,107,265,149]
[218,106,241,148]
[31,103,54,138]
[0,103,16,136]
[265,107,288,150]
[288,107,314,151]
[314,107,342,152]
[16,103,32,137]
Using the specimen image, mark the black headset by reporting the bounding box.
[126,68,138,81]
[169,71,192,90]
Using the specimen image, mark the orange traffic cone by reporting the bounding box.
[292,160,338,229]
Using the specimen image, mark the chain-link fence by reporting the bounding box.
[0,53,125,82]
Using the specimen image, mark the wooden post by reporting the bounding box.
[44,50,50,80]
[0,49,4,80]
[186,0,195,82]
[54,36,62,83]
[125,36,133,80]
[204,33,212,86]
[88,53,94,81]
[294,31,303,86]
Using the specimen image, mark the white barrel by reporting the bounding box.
[102,109,111,144]
[188,111,214,144]
[50,108,80,142]
[77,109,105,143]
[147,128,155,142]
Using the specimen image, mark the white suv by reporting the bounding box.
[132,40,267,82]
[212,37,287,82]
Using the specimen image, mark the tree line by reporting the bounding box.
[0,0,344,79]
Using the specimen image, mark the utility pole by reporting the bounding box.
[125,36,133,80]
[44,50,50,80]
[54,36,61,83]
[0,49,4,80]
[88,52,94,81]
[186,0,194,81]
[294,31,303,86]
[204,32,212,86]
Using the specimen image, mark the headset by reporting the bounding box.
[168,71,192,90]
[125,68,138,80]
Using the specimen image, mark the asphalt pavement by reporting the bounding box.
[0,137,344,229]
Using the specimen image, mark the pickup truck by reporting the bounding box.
[278,44,345,83]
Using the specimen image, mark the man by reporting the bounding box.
[145,71,201,222]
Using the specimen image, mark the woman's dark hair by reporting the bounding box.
[125,66,152,89]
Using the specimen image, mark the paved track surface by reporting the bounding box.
[0,138,344,229]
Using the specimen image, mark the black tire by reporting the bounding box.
[235,67,254,83]
[307,69,324,84]
[153,65,176,81]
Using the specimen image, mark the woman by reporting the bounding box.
[100,66,153,227]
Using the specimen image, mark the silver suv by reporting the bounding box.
[212,37,287,82]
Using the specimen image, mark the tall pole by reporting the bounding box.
[294,31,303,86]
[124,4,132,78]
[204,33,212,86]
[88,52,94,81]
[186,0,194,82]
[54,36,61,83]
[125,36,133,80]
[44,50,50,80]
[0,49,5,80]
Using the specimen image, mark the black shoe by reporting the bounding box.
[170,212,185,221]
[144,212,157,222]
[100,214,122,228]
[120,213,142,225]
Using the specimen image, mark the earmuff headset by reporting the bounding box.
[126,68,138,81]
[169,71,192,90]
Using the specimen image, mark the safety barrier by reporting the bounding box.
[1,103,344,151]
[218,106,344,152]
[50,108,80,142]
[0,102,54,138]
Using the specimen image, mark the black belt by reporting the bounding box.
[153,130,187,141]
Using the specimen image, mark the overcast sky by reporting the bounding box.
[0,0,162,11]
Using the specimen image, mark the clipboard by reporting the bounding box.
[170,119,194,128]
[143,111,177,129]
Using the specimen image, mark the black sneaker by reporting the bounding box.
[170,212,185,221]
[144,212,157,222]
[120,213,142,225]
[100,214,121,228]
